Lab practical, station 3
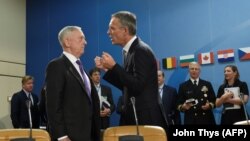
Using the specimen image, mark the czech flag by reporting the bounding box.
[238,47,250,60]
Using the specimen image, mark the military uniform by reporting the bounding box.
[177,79,216,124]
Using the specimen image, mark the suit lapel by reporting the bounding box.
[62,55,91,100]
[123,38,139,69]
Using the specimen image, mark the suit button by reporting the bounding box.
[201,98,203,101]
[203,112,205,115]
[195,113,197,116]
[193,106,196,109]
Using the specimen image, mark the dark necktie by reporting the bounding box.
[28,93,33,105]
[76,60,91,97]
[122,50,127,66]
[194,80,197,86]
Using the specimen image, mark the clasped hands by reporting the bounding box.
[95,52,116,71]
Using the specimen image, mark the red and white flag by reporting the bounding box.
[198,52,214,65]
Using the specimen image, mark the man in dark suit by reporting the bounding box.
[95,11,166,129]
[176,62,216,124]
[45,26,100,141]
[157,70,180,125]
[11,75,40,128]
[89,67,115,129]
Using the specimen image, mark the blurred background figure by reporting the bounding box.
[216,65,249,124]
[177,62,216,125]
[116,95,124,125]
[157,70,180,125]
[89,67,115,130]
[10,75,40,128]
[38,85,47,130]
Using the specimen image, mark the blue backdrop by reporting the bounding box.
[26,0,250,125]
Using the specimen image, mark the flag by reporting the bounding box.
[238,47,250,60]
[179,54,195,67]
[162,57,177,69]
[198,52,214,65]
[217,49,234,63]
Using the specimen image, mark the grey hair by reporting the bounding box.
[58,26,82,46]
[112,11,137,35]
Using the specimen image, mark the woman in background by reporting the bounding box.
[216,65,249,124]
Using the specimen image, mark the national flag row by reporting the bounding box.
[162,47,250,69]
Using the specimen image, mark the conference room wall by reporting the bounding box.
[0,0,26,129]
[26,0,250,125]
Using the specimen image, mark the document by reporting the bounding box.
[224,87,241,110]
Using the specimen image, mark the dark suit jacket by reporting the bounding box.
[103,37,166,128]
[10,90,40,128]
[38,87,47,128]
[161,85,181,125]
[116,95,125,125]
[45,54,100,141]
[177,79,216,125]
[99,84,115,129]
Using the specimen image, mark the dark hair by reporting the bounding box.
[158,70,165,78]
[112,11,137,35]
[89,67,101,76]
[224,65,240,84]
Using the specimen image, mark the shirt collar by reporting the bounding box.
[190,78,199,84]
[159,84,164,89]
[95,83,100,88]
[23,89,30,96]
[63,51,78,64]
[123,36,137,53]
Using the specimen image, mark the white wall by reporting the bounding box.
[0,0,26,129]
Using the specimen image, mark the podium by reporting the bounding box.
[0,129,50,141]
[234,120,250,125]
[102,125,167,141]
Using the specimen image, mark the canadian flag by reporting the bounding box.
[198,52,214,65]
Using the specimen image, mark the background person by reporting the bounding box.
[89,67,115,129]
[157,70,180,125]
[176,62,216,125]
[216,65,249,124]
[11,75,40,128]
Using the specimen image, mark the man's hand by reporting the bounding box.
[101,52,116,70]
[100,107,111,117]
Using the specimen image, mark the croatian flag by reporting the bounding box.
[217,49,234,63]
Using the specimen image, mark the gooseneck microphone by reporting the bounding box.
[118,97,144,141]
[239,93,250,125]
[10,100,35,141]
[130,97,139,135]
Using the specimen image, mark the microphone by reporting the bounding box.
[10,100,35,141]
[238,93,250,125]
[130,97,139,135]
[119,97,144,141]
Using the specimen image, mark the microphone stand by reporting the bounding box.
[118,97,143,141]
[239,93,250,125]
[131,97,139,135]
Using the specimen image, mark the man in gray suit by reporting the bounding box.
[95,11,166,129]
[45,26,100,141]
